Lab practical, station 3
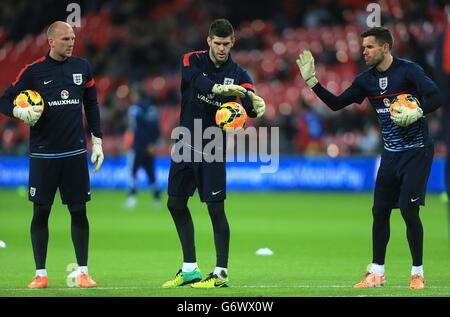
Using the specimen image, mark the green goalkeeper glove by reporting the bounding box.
[296,50,318,88]
[248,91,266,118]
[390,105,423,127]
[91,134,104,173]
[212,84,247,98]
[13,105,43,126]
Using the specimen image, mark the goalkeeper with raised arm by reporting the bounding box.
[296,26,442,290]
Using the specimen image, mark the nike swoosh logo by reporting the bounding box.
[214,281,227,287]
[380,90,387,95]
[411,197,420,202]
[212,190,222,196]
[44,80,53,85]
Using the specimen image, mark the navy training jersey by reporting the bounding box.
[180,50,257,146]
[0,52,102,158]
[313,57,440,152]
[128,98,160,152]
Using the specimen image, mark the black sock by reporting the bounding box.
[400,206,423,266]
[153,188,161,200]
[207,201,229,268]
[31,204,52,269]
[150,182,161,200]
[145,162,160,200]
[372,207,392,265]
[167,196,196,263]
[68,203,89,267]
[128,188,137,196]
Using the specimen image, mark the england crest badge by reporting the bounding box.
[379,77,388,90]
[73,73,83,85]
[223,77,234,85]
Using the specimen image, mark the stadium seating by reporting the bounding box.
[0,0,446,155]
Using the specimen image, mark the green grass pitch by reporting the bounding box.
[0,189,449,297]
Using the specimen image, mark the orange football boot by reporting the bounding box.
[354,272,385,288]
[76,273,97,288]
[409,274,425,290]
[28,276,48,289]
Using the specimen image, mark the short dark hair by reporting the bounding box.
[209,18,234,38]
[361,27,393,49]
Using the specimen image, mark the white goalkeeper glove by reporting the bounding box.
[390,105,423,127]
[296,50,318,88]
[91,134,104,173]
[248,91,266,118]
[212,84,247,98]
[12,106,43,126]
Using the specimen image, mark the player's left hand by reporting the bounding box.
[390,105,423,127]
[248,91,266,118]
[91,134,104,173]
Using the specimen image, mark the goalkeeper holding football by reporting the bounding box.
[296,27,442,289]
[162,18,265,289]
[0,21,103,288]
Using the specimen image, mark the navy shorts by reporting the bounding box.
[131,149,156,183]
[168,159,226,203]
[28,153,91,205]
[373,145,434,210]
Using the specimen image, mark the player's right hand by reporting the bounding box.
[12,105,43,126]
[212,84,247,98]
[296,50,318,88]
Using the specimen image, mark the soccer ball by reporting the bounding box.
[389,94,420,114]
[215,102,247,130]
[14,90,44,110]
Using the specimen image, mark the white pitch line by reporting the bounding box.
[1,284,450,291]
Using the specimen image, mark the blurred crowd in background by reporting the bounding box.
[0,0,448,157]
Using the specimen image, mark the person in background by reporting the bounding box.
[124,85,162,209]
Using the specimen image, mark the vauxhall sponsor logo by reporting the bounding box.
[48,99,80,107]
[48,90,80,106]
[197,93,222,107]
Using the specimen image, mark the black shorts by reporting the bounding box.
[168,159,226,202]
[373,145,434,210]
[131,149,156,183]
[28,153,91,205]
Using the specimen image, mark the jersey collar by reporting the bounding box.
[46,51,70,64]
[373,56,398,75]
[208,52,233,70]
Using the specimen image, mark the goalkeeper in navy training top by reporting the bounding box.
[296,26,442,289]
[162,18,266,289]
[0,21,103,288]
[124,85,162,209]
